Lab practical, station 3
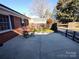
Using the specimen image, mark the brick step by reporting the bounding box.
[0,31,18,43]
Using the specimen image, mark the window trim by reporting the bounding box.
[0,15,12,34]
[8,15,12,30]
[0,30,11,33]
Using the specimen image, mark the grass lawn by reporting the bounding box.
[34,29,54,33]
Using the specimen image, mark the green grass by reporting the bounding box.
[34,29,53,33]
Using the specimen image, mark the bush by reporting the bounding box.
[51,23,58,32]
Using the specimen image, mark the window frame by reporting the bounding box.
[0,14,12,33]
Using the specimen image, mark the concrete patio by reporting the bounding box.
[0,33,79,59]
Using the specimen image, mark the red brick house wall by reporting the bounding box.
[13,16,29,34]
[0,15,21,44]
[0,15,28,44]
[0,4,29,45]
[13,16,22,28]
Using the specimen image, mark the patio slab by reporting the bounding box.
[0,33,79,59]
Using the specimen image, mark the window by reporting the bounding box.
[20,19,29,26]
[20,19,24,26]
[0,14,10,31]
[25,19,29,26]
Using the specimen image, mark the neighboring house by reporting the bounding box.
[68,22,79,29]
[29,18,47,29]
[29,18,47,24]
[0,4,29,44]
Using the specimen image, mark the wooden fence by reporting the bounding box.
[58,29,79,43]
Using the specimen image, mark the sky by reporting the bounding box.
[0,0,58,18]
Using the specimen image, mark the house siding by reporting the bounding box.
[0,4,29,44]
[13,16,22,28]
[10,15,15,29]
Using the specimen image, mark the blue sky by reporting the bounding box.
[0,0,58,17]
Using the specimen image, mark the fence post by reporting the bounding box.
[72,31,76,40]
[65,29,68,37]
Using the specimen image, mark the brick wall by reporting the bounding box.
[14,16,22,28]
[12,16,23,34]
[0,16,28,44]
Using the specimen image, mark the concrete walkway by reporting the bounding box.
[0,33,79,59]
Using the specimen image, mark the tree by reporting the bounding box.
[56,0,79,23]
[31,0,52,18]
[47,18,53,24]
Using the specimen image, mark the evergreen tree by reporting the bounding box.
[56,0,79,23]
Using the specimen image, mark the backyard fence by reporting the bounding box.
[58,29,79,43]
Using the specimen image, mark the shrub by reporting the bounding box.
[51,23,58,32]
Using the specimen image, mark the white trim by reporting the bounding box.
[0,6,20,17]
[0,5,27,19]
[0,29,12,34]
[0,15,12,34]
[8,15,12,30]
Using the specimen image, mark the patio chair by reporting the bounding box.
[23,31,29,38]
[23,27,35,38]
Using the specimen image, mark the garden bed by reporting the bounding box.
[34,29,54,35]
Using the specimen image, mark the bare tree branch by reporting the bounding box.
[31,0,52,18]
